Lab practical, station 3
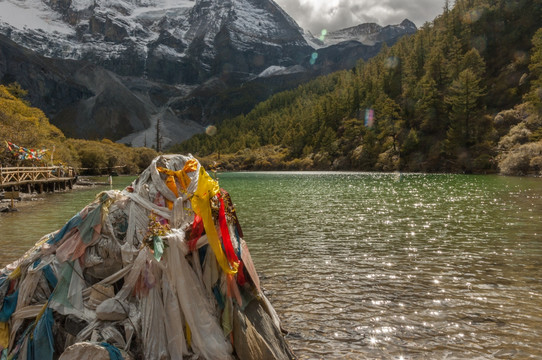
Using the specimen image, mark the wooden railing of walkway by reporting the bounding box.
[0,166,77,193]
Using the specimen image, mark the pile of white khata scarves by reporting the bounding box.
[0,154,292,360]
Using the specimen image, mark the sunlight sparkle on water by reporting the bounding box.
[2,171,542,359]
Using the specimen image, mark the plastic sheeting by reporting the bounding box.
[141,279,168,360]
[165,234,233,360]
[49,261,85,317]
[161,274,188,358]
[28,308,54,360]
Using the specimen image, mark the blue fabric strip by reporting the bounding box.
[29,308,54,360]
[213,284,225,310]
[234,228,242,258]
[0,289,19,322]
[100,342,124,360]
[47,213,82,244]
[42,265,58,289]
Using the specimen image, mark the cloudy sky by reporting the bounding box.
[274,0,446,34]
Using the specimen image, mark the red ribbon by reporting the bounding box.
[188,214,204,251]
[218,193,240,269]
[189,192,246,284]
[237,261,246,286]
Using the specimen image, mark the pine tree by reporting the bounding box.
[461,48,486,77]
[445,36,464,81]
[416,75,445,133]
[425,42,448,88]
[445,68,486,148]
[156,118,162,152]
[375,94,404,154]
[401,45,421,121]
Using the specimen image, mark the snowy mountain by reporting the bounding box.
[0,0,309,82]
[322,19,417,47]
[0,0,416,146]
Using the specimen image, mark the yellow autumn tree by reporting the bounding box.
[0,84,77,166]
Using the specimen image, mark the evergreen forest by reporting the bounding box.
[173,0,542,175]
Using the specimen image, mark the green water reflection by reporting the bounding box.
[1,172,541,358]
[218,172,542,359]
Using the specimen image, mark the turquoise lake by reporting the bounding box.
[1,172,541,358]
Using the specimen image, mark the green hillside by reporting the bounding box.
[0,84,157,174]
[172,0,542,175]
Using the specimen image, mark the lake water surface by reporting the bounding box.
[1,172,542,359]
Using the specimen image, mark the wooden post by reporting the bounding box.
[5,190,19,209]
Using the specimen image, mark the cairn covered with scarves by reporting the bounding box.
[0,154,295,360]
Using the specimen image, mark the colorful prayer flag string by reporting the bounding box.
[4,141,48,161]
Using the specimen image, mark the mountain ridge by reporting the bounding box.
[0,0,416,146]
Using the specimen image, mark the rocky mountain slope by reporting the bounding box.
[317,19,417,47]
[0,0,416,147]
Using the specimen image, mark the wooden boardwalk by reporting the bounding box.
[0,166,77,194]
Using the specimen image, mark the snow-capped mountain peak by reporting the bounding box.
[320,19,416,46]
[0,0,416,147]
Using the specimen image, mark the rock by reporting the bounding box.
[89,15,129,42]
[64,315,89,337]
[233,299,296,360]
[59,342,132,360]
[87,284,115,310]
[0,35,150,141]
[96,298,129,321]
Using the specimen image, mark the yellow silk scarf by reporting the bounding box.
[157,159,198,209]
[190,166,238,275]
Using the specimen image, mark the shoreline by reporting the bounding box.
[0,180,114,211]
[0,175,139,212]
[206,167,541,178]
[1,170,540,212]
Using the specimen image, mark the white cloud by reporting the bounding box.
[275,0,445,33]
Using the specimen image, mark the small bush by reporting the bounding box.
[498,141,542,175]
